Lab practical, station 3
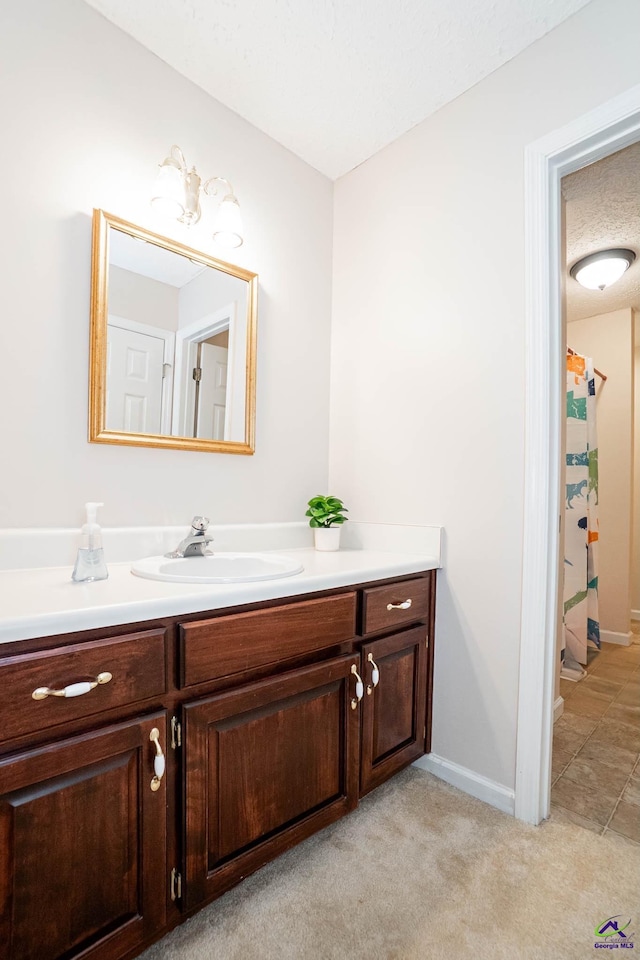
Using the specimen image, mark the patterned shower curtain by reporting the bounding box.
[563,353,600,666]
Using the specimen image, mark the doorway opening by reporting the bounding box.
[549,145,640,839]
[515,83,640,825]
[172,303,240,441]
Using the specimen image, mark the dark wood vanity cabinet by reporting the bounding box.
[360,626,428,795]
[358,575,434,796]
[182,654,361,910]
[0,569,435,960]
[0,713,168,960]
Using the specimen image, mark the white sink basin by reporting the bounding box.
[131,552,304,584]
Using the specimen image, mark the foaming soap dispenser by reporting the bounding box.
[72,502,109,582]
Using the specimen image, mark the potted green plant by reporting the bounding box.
[305,495,348,551]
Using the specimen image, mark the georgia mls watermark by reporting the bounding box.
[594,916,635,949]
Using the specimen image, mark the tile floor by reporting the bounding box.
[551,621,640,843]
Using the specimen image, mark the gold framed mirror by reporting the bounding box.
[89,209,257,454]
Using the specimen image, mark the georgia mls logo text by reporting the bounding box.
[594,916,635,949]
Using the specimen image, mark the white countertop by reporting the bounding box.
[0,547,439,645]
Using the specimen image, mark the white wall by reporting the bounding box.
[330,0,640,790]
[568,309,634,638]
[109,266,179,331]
[0,0,333,528]
[178,268,247,331]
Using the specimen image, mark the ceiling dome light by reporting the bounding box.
[570,248,636,291]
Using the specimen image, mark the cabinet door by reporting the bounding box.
[360,627,428,796]
[0,713,167,960]
[183,654,361,910]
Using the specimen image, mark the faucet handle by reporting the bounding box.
[190,516,210,534]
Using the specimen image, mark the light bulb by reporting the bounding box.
[212,195,244,248]
[574,257,629,290]
[151,161,185,220]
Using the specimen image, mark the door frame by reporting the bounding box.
[171,302,237,438]
[515,83,640,824]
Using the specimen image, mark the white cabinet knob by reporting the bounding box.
[149,727,166,792]
[366,653,380,694]
[32,671,112,701]
[387,599,412,611]
[351,664,364,709]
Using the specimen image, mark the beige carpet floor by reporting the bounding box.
[139,767,640,960]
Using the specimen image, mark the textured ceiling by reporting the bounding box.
[83,0,591,179]
[563,142,640,323]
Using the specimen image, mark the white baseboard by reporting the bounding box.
[554,696,564,722]
[414,753,515,816]
[601,630,632,647]
[631,610,640,621]
[561,662,587,681]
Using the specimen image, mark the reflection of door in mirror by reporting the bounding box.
[107,228,249,441]
[197,340,228,440]
[106,317,174,434]
[173,301,246,442]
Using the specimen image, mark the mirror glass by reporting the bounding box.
[89,210,257,454]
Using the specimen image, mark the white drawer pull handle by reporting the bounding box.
[387,599,412,611]
[32,671,113,701]
[351,664,364,710]
[366,653,380,695]
[149,727,165,792]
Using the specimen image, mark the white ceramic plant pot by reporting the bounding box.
[313,526,342,552]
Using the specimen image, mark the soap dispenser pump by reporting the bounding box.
[72,502,109,583]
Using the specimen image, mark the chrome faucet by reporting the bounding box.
[165,516,214,558]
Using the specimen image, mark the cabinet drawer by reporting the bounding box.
[0,629,166,743]
[362,577,430,635]
[180,592,357,687]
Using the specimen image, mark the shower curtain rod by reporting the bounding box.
[567,346,608,382]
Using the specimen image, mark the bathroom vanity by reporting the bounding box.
[0,549,437,960]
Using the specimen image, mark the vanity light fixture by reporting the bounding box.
[151,145,244,248]
[569,248,636,291]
